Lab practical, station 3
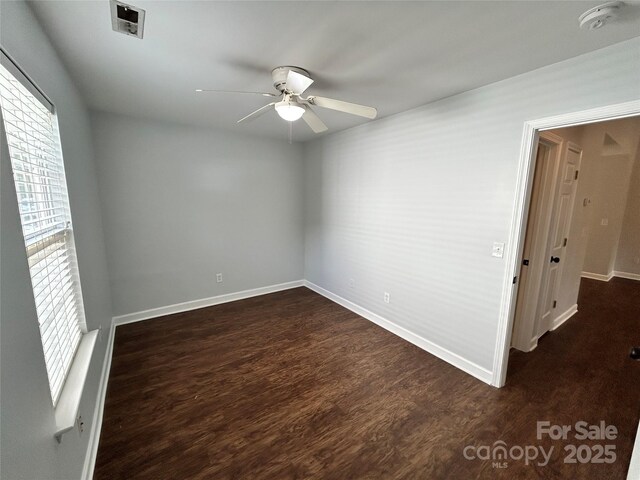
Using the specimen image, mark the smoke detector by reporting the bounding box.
[110,0,145,39]
[579,2,623,30]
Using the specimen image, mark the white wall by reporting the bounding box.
[1,2,113,479]
[581,119,640,276]
[90,111,305,316]
[303,38,640,378]
[616,145,640,275]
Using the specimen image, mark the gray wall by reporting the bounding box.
[303,38,640,375]
[616,146,640,275]
[90,111,305,316]
[581,119,640,276]
[0,2,113,479]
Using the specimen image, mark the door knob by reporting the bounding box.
[550,256,560,263]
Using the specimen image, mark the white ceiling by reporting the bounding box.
[28,1,640,142]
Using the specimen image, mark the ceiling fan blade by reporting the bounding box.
[237,103,275,123]
[196,89,278,97]
[286,70,314,95]
[307,96,377,119]
[302,106,328,133]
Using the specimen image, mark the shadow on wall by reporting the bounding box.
[580,118,640,278]
[549,116,640,317]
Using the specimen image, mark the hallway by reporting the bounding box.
[506,276,640,478]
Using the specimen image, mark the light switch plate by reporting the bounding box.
[492,242,505,258]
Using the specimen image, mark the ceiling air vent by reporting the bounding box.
[110,0,145,39]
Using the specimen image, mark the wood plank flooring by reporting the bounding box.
[94,278,640,479]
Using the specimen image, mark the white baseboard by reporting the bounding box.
[519,337,540,353]
[581,271,640,282]
[581,271,615,282]
[303,280,493,386]
[513,304,577,353]
[81,323,116,480]
[112,280,305,326]
[550,303,578,331]
[613,271,640,281]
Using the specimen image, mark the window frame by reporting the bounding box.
[0,48,90,408]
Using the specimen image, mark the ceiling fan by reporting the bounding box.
[196,66,377,133]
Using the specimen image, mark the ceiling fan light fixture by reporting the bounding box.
[275,100,305,121]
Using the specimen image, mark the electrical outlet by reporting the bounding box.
[492,242,505,258]
[216,273,223,283]
[601,218,608,226]
[384,292,390,304]
[77,415,84,436]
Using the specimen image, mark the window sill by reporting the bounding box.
[54,329,99,443]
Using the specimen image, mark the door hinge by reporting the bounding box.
[575,170,579,180]
[522,259,529,266]
[513,276,518,284]
[553,300,557,308]
[563,238,568,247]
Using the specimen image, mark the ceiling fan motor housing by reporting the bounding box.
[272,66,310,92]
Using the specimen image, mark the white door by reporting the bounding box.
[535,143,582,337]
[512,142,554,350]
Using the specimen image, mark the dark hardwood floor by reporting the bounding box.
[94,278,640,479]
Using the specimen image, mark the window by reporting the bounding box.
[0,58,87,406]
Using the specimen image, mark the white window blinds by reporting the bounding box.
[0,58,87,406]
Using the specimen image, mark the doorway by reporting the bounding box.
[501,113,640,478]
[511,116,640,354]
[493,99,640,387]
[511,131,583,351]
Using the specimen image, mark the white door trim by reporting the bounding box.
[510,132,564,352]
[492,99,640,387]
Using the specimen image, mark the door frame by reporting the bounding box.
[510,131,564,352]
[492,99,640,387]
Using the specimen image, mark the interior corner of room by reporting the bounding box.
[1,1,639,479]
